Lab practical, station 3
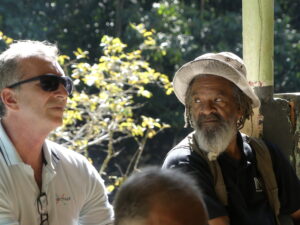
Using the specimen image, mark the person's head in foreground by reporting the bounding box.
[114,167,209,225]
[173,52,260,160]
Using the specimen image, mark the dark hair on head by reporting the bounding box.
[184,77,196,128]
[232,84,253,129]
[113,167,205,225]
[184,75,253,130]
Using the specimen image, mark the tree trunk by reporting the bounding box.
[115,0,125,37]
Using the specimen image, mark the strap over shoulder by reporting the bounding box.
[188,133,228,206]
[246,135,281,223]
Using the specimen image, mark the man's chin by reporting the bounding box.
[194,128,234,160]
[47,116,64,129]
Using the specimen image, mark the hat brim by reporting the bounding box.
[173,58,260,108]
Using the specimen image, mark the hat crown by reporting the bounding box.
[172,51,260,108]
[195,52,246,78]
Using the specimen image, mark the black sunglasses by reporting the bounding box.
[7,74,73,96]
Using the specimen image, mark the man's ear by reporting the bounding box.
[237,106,244,119]
[0,88,19,111]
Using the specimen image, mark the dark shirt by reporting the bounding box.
[162,132,300,225]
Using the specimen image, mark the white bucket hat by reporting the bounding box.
[172,52,260,108]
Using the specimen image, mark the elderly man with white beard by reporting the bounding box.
[162,52,300,225]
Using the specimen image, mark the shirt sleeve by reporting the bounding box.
[78,160,114,225]
[266,142,300,215]
[163,147,228,219]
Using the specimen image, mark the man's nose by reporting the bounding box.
[199,101,216,115]
[54,83,68,99]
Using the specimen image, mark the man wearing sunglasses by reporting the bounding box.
[0,40,114,225]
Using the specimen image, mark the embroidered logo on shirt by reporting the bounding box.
[254,177,263,192]
[56,194,71,205]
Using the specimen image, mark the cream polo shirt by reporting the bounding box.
[0,122,114,225]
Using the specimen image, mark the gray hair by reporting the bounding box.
[114,167,207,225]
[0,40,59,117]
[184,75,253,130]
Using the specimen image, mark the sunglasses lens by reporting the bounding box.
[39,76,73,95]
[40,76,60,92]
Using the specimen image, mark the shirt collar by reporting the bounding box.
[0,120,23,165]
[0,120,60,169]
[43,140,60,170]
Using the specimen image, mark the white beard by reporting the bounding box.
[193,114,236,160]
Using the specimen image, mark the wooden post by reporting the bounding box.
[242,0,274,137]
[242,0,299,176]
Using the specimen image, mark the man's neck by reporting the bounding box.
[2,116,51,190]
[1,116,49,164]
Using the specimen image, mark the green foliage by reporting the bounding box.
[274,13,300,92]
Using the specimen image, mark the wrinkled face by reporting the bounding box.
[8,56,68,130]
[189,75,241,155]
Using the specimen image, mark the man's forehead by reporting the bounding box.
[191,75,236,93]
[19,56,64,77]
